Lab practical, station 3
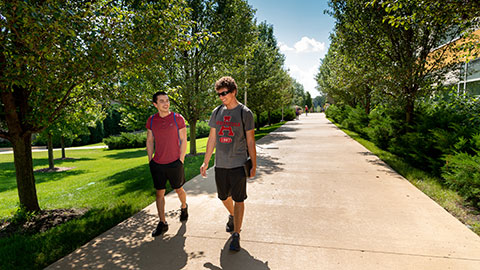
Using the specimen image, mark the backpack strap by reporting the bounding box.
[240,105,250,158]
[150,114,156,137]
[213,104,223,119]
[173,112,180,146]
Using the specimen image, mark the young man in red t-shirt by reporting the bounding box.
[146,91,188,236]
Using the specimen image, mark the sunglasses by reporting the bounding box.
[217,89,233,97]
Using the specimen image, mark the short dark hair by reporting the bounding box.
[215,76,237,92]
[152,91,168,103]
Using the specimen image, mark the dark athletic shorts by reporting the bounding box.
[214,166,247,202]
[149,159,185,190]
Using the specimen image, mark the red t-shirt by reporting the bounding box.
[146,112,186,164]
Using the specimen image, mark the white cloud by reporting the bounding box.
[279,37,325,54]
[288,64,321,97]
[278,36,327,97]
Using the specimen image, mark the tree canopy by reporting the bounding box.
[0,0,191,211]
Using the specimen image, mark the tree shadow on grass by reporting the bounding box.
[103,164,153,196]
[0,158,92,193]
[34,169,89,186]
[32,157,94,168]
[104,149,146,160]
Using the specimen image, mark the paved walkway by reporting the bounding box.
[46,113,480,269]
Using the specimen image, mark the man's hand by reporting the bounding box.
[249,166,256,178]
[200,162,208,178]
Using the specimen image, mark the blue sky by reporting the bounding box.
[247,0,336,97]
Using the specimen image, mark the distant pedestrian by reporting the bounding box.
[305,105,308,116]
[146,91,188,237]
[200,76,256,252]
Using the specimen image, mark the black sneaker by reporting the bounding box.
[180,204,188,221]
[229,232,240,251]
[226,215,234,232]
[152,221,168,237]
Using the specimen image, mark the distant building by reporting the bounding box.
[429,26,480,96]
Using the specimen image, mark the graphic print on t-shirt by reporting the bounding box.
[217,115,240,144]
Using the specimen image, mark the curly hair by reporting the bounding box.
[215,76,237,92]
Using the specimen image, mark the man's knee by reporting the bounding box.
[156,189,166,197]
[174,187,185,194]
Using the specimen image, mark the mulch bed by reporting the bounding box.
[34,167,75,173]
[0,208,88,238]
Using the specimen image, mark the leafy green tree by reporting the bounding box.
[245,22,288,129]
[0,0,190,211]
[316,36,377,113]
[39,98,105,168]
[163,0,256,154]
[328,0,457,123]
[305,92,313,111]
[292,80,306,107]
[313,95,326,111]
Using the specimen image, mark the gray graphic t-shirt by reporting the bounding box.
[208,103,255,169]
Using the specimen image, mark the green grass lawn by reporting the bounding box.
[0,123,285,269]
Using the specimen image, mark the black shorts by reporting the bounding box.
[214,166,247,202]
[149,159,185,190]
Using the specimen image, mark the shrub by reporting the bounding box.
[341,105,369,136]
[103,132,147,149]
[257,108,294,127]
[443,152,480,208]
[365,107,398,150]
[0,139,12,147]
[325,104,349,123]
[186,121,210,140]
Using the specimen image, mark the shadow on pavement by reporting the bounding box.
[203,238,270,270]
[257,133,293,145]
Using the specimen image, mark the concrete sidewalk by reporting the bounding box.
[46,113,480,269]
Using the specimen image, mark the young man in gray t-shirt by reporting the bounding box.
[200,76,257,252]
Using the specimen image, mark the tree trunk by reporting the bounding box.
[256,113,260,131]
[11,134,40,212]
[405,86,416,125]
[189,119,197,155]
[2,89,40,212]
[267,111,271,126]
[405,98,414,125]
[61,135,66,159]
[47,133,54,170]
[365,86,371,115]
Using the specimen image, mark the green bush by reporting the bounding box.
[257,108,294,127]
[103,104,128,137]
[341,106,369,136]
[325,104,349,123]
[443,152,480,208]
[186,121,210,140]
[0,139,12,147]
[365,107,398,150]
[103,132,147,149]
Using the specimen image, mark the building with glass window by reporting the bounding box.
[432,28,480,96]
